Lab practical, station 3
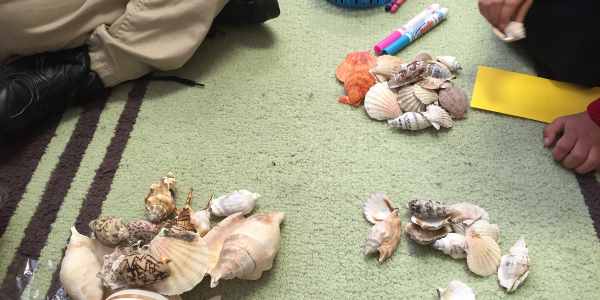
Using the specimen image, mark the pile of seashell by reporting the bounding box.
[362,194,530,293]
[60,173,283,300]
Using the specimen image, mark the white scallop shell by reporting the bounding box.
[498,236,530,292]
[465,219,500,244]
[422,105,453,130]
[411,215,450,230]
[466,231,501,277]
[210,190,260,217]
[437,280,475,300]
[431,233,467,259]
[450,203,490,225]
[413,84,439,105]
[388,112,432,130]
[363,193,395,224]
[437,56,462,71]
[397,85,426,113]
[364,82,403,120]
[491,22,526,43]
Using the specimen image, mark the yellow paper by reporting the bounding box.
[471,66,600,123]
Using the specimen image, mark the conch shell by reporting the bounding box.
[365,208,402,262]
[126,220,157,246]
[397,85,426,113]
[190,199,212,237]
[405,199,452,219]
[120,253,172,286]
[431,233,467,259]
[204,212,246,273]
[405,223,450,245]
[370,55,403,82]
[437,56,462,71]
[450,203,490,225]
[211,189,260,217]
[209,212,285,287]
[388,112,432,130]
[425,61,456,81]
[465,230,501,277]
[439,85,469,118]
[498,236,530,292]
[422,104,453,130]
[156,189,197,233]
[388,61,428,88]
[492,22,526,42]
[89,216,130,247]
[59,227,104,300]
[145,173,176,223]
[437,280,475,300]
[364,82,403,120]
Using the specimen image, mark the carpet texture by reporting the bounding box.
[1,0,600,299]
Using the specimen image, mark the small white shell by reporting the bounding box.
[411,215,450,230]
[431,233,467,259]
[450,203,490,226]
[210,190,260,217]
[437,56,462,71]
[466,231,501,277]
[363,193,394,224]
[465,219,500,244]
[413,51,433,62]
[491,22,526,42]
[498,236,530,292]
[437,280,475,300]
[388,112,432,130]
[422,105,453,130]
[190,209,211,237]
[413,84,439,105]
[364,82,403,120]
[397,85,426,113]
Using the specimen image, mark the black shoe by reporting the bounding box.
[213,0,280,25]
[0,46,104,136]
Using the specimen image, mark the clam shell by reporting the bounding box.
[363,192,395,224]
[405,199,452,219]
[211,189,260,217]
[437,280,475,300]
[411,215,450,230]
[364,82,403,120]
[422,105,453,130]
[431,233,467,259]
[450,203,490,226]
[365,209,402,262]
[143,229,209,295]
[413,51,433,62]
[204,212,246,273]
[397,85,426,113]
[126,220,157,246]
[437,56,462,71]
[60,227,104,300]
[89,216,130,247]
[465,219,500,244]
[145,173,176,223]
[466,231,501,277]
[336,50,377,82]
[415,78,447,90]
[439,85,469,118]
[405,222,450,245]
[426,62,456,81]
[370,55,403,82]
[388,112,432,130]
[339,70,378,106]
[491,22,526,43]
[120,253,171,286]
[498,236,530,292]
[413,84,439,105]
[388,61,428,88]
[106,288,170,300]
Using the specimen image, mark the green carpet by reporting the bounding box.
[1,0,600,299]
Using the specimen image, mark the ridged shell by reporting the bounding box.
[388,61,428,88]
[106,288,170,300]
[491,22,526,43]
[204,212,246,273]
[439,85,469,118]
[437,280,475,300]
[120,253,171,286]
[431,233,467,259]
[405,199,452,218]
[60,227,104,300]
[437,56,462,71]
[397,85,426,113]
[422,105,453,130]
[340,71,378,106]
[370,55,403,82]
[211,189,260,217]
[411,215,450,230]
[145,173,176,223]
[416,77,447,89]
[405,223,450,245]
[498,236,530,292]
[413,84,439,105]
[413,51,433,62]
[364,82,403,120]
[426,61,455,81]
[142,229,209,295]
[126,221,157,246]
[336,50,377,82]
[450,203,490,226]
[365,209,402,262]
[388,112,432,130]
[89,216,130,247]
[363,193,394,224]
[465,219,500,244]
[450,222,466,235]
[466,231,501,277]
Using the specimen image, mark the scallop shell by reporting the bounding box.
[89,216,130,247]
[465,230,501,277]
[370,55,403,82]
[388,61,428,88]
[422,104,453,130]
[365,208,402,262]
[450,203,490,226]
[431,233,467,259]
[413,84,439,105]
[141,229,209,295]
[437,280,475,300]
[155,189,197,233]
[145,173,176,223]
[426,61,456,81]
[126,220,157,246]
[106,288,170,300]
[209,212,285,288]
[465,219,500,244]
[437,56,462,71]
[336,50,377,83]
[491,22,526,43]
[413,51,433,62]
[388,112,432,130]
[339,71,377,106]
[498,236,530,292]
[203,212,246,273]
[439,85,469,118]
[60,227,104,300]
[97,245,139,290]
[211,189,260,217]
[411,215,450,230]
[190,199,211,237]
[364,82,403,120]
[405,222,450,245]
[120,253,171,286]
[405,199,452,219]
[397,85,426,113]
[450,222,466,235]
[363,193,395,224]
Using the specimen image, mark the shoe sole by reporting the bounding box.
[251,0,280,24]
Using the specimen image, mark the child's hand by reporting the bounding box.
[543,112,600,174]
[478,0,533,30]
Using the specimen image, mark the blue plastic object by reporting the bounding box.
[329,0,390,8]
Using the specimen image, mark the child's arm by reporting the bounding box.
[542,98,600,174]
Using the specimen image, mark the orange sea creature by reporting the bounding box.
[336,50,377,106]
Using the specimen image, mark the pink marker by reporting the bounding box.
[390,0,405,12]
[374,4,440,54]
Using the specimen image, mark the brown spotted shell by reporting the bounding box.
[388,61,428,88]
[126,221,157,246]
[439,85,469,118]
[89,216,130,247]
[121,253,171,286]
[336,50,377,83]
[339,71,377,106]
[405,199,451,218]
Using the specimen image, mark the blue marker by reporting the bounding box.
[381,8,449,55]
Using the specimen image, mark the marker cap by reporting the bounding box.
[381,35,410,55]
[374,31,403,54]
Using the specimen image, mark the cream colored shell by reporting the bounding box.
[413,51,433,62]
[411,215,450,230]
[364,82,403,120]
[437,280,475,300]
[465,219,500,244]
[203,212,246,273]
[422,105,453,130]
[437,56,462,71]
[413,84,439,105]
[491,22,526,42]
[431,233,467,259]
[370,55,403,82]
[363,193,394,224]
[465,231,501,277]
[365,209,402,262]
[450,203,490,226]
[145,173,176,223]
[397,85,426,113]
[60,227,104,300]
[498,236,530,292]
[210,190,260,217]
[89,216,130,247]
[388,112,432,130]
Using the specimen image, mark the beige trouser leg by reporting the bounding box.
[0,0,229,87]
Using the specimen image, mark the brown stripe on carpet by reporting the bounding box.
[45,80,149,300]
[0,114,62,238]
[576,172,600,240]
[0,91,111,300]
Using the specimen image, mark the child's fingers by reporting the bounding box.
[543,117,566,146]
[513,0,533,23]
[497,0,523,30]
[553,135,577,162]
[573,148,598,174]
